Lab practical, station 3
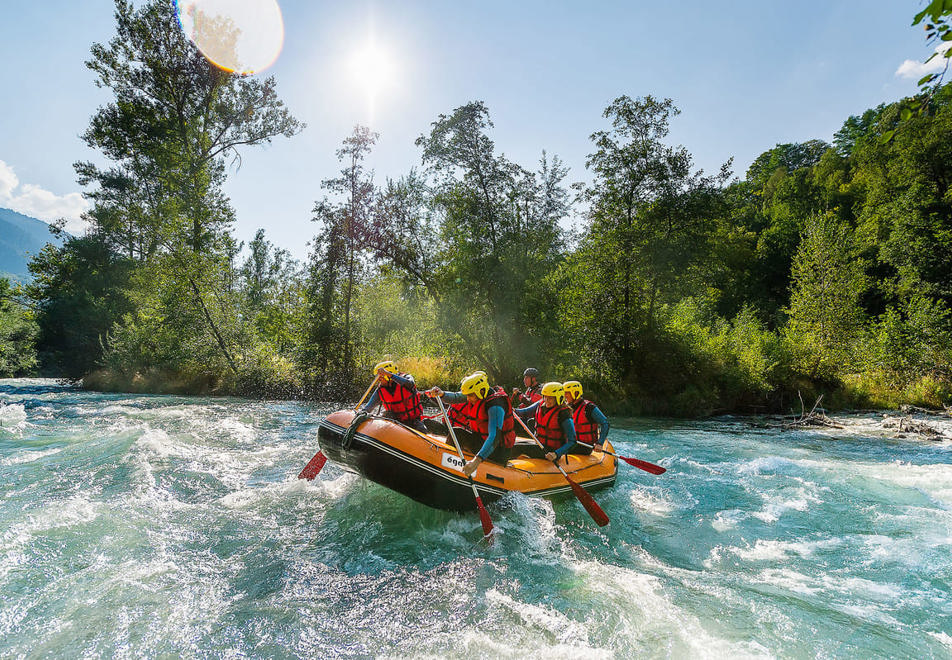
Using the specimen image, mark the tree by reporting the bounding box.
[0,278,37,377]
[784,213,867,380]
[570,95,729,381]
[26,236,134,378]
[410,102,570,380]
[64,0,301,379]
[302,126,378,391]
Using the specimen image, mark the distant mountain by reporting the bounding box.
[0,207,68,283]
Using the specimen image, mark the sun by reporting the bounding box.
[348,39,396,112]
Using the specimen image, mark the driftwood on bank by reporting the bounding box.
[899,403,952,418]
[779,393,844,430]
[882,413,948,440]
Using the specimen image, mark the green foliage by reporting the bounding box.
[784,213,867,380]
[0,277,37,377]
[26,236,134,378]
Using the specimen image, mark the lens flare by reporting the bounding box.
[176,0,284,75]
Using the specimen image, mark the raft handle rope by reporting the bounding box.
[342,412,370,450]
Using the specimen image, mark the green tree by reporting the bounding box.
[784,213,867,379]
[26,236,134,378]
[409,101,570,381]
[63,0,301,381]
[568,95,729,381]
[303,126,378,392]
[0,278,38,377]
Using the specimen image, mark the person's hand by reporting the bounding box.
[594,443,604,453]
[462,457,482,476]
[511,387,521,396]
[545,451,557,462]
[426,387,444,398]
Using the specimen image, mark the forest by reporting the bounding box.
[2,0,952,416]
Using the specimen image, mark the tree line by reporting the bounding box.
[2,0,951,415]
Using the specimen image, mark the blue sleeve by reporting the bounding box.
[590,405,610,444]
[554,416,577,459]
[390,372,415,390]
[442,391,466,404]
[514,401,539,419]
[476,405,504,460]
[360,388,381,412]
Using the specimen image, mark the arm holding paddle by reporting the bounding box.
[546,414,577,462]
[589,405,610,453]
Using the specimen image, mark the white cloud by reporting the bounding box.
[896,43,952,80]
[0,159,89,235]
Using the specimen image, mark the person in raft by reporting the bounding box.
[425,372,516,476]
[360,360,427,433]
[562,380,610,455]
[511,367,543,407]
[514,381,579,462]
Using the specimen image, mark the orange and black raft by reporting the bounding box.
[318,409,617,512]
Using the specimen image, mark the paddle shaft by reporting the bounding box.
[354,375,381,411]
[513,414,609,527]
[574,441,666,475]
[435,396,495,541]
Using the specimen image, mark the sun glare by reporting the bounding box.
[176,0,285,75]
[350,42,394,96]
[348,39,397,122]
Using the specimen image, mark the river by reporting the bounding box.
[1,378,950,658]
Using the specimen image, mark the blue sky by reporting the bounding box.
[0,1,943,260]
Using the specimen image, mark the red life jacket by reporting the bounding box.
[377,375,423,423]
[517,383,543,407]
[446,402,468,427]
[535,403,569,450]
[571,399,600,446]
[472,386,517,449]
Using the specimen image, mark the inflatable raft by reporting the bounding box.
[317,409,617,512]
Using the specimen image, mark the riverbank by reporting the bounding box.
[75,365,952,420]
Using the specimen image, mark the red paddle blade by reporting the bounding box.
[620,456,666,475]
[297,451,328,480]
[474,496,495,544]
[565,476,610,527]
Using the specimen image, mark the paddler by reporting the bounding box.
[562,380,610,454]
[426,372,516,476]
[360,360,427,432]
[511,367,543,407]
[514,381,579,462]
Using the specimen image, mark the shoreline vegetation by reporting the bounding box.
[2,0,952,418]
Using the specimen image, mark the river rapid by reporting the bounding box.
[1,379,951,658]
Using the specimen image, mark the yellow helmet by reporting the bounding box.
[373,360,397,379]
[540,381,565,405]
[563,380,583,401]
[461,372,490,399]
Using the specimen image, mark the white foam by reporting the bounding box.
[628,488,675,516]
[0,403,28,431]
[0,447,61,466]
[737,456,799,475]
[929,631,952,649]
[711,509,746,532]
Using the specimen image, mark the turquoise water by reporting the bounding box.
[1,378,951,658]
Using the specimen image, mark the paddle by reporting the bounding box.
[575,442,666,475]
[298,375,380,480]
[514,414,610,527]
[435,396,496,544]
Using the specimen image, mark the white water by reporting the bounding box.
[1,379,951,658]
